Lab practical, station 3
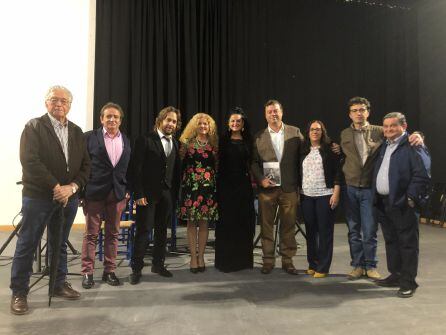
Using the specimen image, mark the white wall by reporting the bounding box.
[0,0,96,225]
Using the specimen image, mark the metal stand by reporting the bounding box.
[253,207,307,252]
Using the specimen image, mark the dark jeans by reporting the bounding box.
[301,194,335,274]
[10,196,78,296]
[374,196,419,290]
[345,186,378,269]
[131,189,173,272]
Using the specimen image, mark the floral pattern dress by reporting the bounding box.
[178,140,218,222]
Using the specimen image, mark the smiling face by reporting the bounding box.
[197,117,210,136]
[309,122,322,144]
[228,113,244,133]
[349,103,369,127]
[159,111,178,135]
[100,107,122,135]
[265,103,283,129]
[383,117,406,141]
[45,88,71,122]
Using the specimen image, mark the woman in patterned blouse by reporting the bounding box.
[298,120,342,278]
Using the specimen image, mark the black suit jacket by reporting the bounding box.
[84,128,131,201]
[130,131,181,201]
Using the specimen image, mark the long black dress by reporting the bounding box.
[215,138,255,272]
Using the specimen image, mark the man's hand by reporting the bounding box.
[135,197,148,206]
[408,133,424,147]
[260,178,276,188]
[53,184,72,204]
[331,142,341,155]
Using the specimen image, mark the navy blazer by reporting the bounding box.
[372,134,431,209]
[84,128,131,201]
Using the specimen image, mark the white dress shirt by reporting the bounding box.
[268,123,285,162]
[157,128,172,156]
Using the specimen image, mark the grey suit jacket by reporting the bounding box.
[251,124,303,192]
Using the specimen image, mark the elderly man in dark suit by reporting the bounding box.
[129,106,182,284]
[80,102,131,289]
[373,112,431,298]
[10,85,90,315]
[252,99,303,274]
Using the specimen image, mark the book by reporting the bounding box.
[263,162,281,186]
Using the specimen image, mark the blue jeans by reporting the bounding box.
[344,186,378,269]
[10,196,78,296]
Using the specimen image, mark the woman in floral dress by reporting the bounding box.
[178,113,218,273]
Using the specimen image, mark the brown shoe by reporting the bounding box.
[282,263,299,275]
[366,269,381,280]
[260,264,274,274]
[348,267,365,280]
[11,294,28,315]
[53,282,81,300]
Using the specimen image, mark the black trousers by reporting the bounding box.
[301,194,335,274]
[131,189,173,271]
[374,196,419,290]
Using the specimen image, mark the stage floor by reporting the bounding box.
[0,223,445,335]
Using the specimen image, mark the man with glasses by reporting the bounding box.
[340,97,423,280]
[10,85,90,314]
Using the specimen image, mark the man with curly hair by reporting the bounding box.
[128,106,182,284]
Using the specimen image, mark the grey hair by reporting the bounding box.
[383,112,406,125]
[45,85,73,103]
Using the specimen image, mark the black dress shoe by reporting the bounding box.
[376,275,400,288]
[397,287,416,298]
[102,272,120,286]
[190,267,199,274]
[197,265,206,273]
[82,274,95,289]
[151,265,173,277]
[129,271,142,285]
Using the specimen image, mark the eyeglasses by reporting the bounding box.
[350,108,367,114]
[48,97,71,106]
[310,128,322,132]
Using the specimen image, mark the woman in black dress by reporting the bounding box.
[215,107,255,272]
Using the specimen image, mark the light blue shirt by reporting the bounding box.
[376,132,405,195]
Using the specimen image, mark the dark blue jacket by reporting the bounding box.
[373,134,431,209]
[84,128,131,201]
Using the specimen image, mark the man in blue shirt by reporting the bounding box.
[373,112,431,298]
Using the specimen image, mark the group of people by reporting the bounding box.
[9,85,431,315]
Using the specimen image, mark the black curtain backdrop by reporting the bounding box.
[417,0,446,183]
[94,0,419,145]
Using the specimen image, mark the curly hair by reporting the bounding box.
[179,113,218,148]
[154,106,182,133]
